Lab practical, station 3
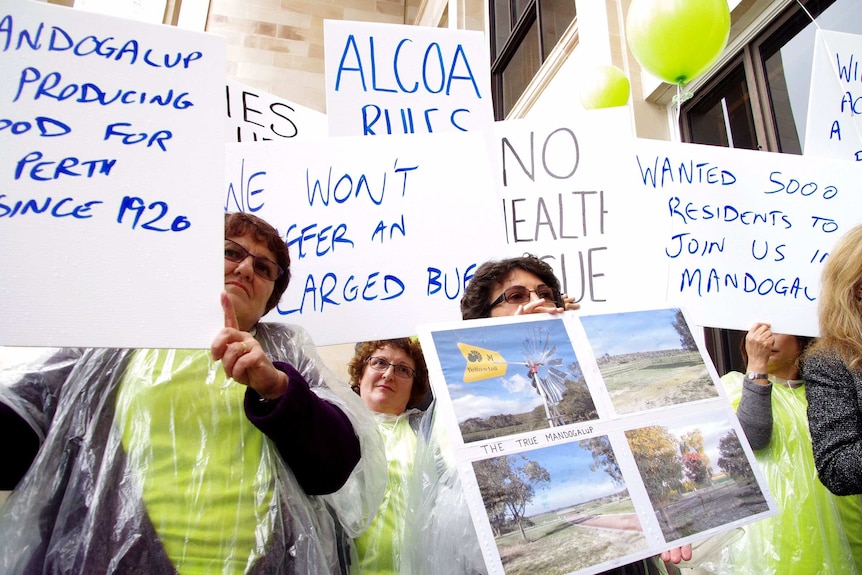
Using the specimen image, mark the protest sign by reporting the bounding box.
[225,79,327,143]
[492,108,862,335]
[804,29,862,161]
[0,0,225,348]
[633,137,861,335]
[493,110,668,311]
[323,19,494,137]
[418,308,774,575]
[224,130,507,345]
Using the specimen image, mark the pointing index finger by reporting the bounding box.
[221,291,239,330]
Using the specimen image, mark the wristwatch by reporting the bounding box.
[746,372,768,381]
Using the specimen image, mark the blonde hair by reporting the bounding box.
[808,224,862,372]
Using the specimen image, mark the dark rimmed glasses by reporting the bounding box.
[366,356,416,379]
[224,239,284,282]
[490,285,557,307]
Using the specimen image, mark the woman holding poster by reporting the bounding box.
[803,223,862,498]
[718,323,862,574]
[460,254,687,575]
[0,212,385,574]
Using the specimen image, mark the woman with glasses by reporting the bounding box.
[347,338,429,574]
[0,212,385,574]
[460,255,689,575]
[347,338,486,574]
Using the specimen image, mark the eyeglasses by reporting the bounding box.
[224,239,284,282]
[366,356,416,379]
[490,285,557,307]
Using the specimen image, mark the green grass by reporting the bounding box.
[600,350,716,414]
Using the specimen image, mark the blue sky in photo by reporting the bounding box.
[580,308,688,357]
[431,319,580,423]
[477,440,626,517]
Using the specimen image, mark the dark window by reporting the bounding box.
[490,0,576,119]
[680,0,862,373]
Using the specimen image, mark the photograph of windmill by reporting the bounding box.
[430,318,598,443]
[624,412,770,541]
[580,308,717,415]
[473,438,648,575]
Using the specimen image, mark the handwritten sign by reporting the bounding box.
[0,0,225,349]
[492,108,862,335]
[804,29,862,161]
[224,79,327,143]
[494,110,669,311]
[323,19,493,137]
[633,137,862,336]
[224,130,507,345]
[418,309,774,575]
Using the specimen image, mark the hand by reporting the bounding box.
[744,322,773,378]
[211,291,288,400]
[561,294,580,311]
[660,544,692,564]
[513,294,579,316]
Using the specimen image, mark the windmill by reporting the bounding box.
[522,326,568,427]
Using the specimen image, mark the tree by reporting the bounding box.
[672,309,698,351]
[680,430,712,487]
[717,429,756,483]
[559,362,598,423]
[626,426,684,505]
[473,454,551,540]
[580,436,623,484]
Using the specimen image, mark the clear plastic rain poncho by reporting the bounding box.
[0,323,386,575]
[699,372,862,575]
[349,398,488,575]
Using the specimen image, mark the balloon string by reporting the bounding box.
[794,0,821,29]
[672,83,695,141]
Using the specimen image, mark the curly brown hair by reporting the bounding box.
[225,212,291,314]
[460,255,563,320]
[348,338,430,411]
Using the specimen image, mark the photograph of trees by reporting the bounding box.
[472,437,649,575]
[624,416,768,541]
[580,308,717,414]
[431,319,598,443]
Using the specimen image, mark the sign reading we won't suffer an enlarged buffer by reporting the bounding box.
[0,0,226,349]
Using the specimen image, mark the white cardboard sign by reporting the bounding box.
[224,130,508,345]
[494,110,669,311]
[324,19,494,137]
[492,110,862,336]
[804,29,862,162]
[0,0,225,349]
[633,137,862,336]
[224,79,327,143]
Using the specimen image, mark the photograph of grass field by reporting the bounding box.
[473,439,649,575]
[580,308,717,414]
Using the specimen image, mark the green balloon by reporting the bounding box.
[579,65,631,110]
[626,0,730,86]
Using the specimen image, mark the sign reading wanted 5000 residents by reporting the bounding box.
[0,0,225,349]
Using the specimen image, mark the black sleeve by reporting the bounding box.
[244,362,361,495]
[0,401,41,489]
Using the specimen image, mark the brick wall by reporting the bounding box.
[206,0,407,112]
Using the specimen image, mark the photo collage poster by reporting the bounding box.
[417,308,776,575]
